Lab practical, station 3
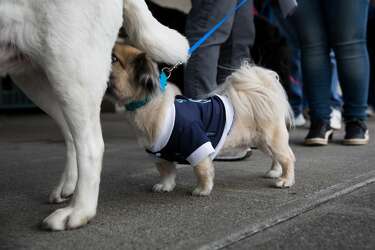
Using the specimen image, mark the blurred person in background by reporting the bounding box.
[183,0,255,160]
[367,0,375,116]
[290,0,370,146]
[254,0,343,129]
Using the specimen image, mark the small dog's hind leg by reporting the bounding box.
[192,157,215,196]
[267,125,295,188]
[11,71,77,203]
[152,160,176,192]
[264,160,283,179]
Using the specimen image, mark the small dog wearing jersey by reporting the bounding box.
[108,42,295,195]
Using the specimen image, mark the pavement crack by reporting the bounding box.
[198,170,375,250]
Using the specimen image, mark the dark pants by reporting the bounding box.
[184,0,255,98]
[368,4,375,108]
[291,0,370,122]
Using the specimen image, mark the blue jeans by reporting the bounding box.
[369,4,375,108]
[290,0,370,122]
[264,5,342,117]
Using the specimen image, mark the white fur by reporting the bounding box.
[223,63,295,187]
[225,63,294,129]
[152,160,177,192]
[124,63,295,194]
[123,0,189,64]
[0,0,188,230]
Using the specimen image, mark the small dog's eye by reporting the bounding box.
[111,54,118,64]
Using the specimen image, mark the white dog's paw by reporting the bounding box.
[49,180,76,204]
[192,186,212,196]
[275,177,295,188]
[152,182,175,193]
[41,206,95,231]
[264,169,283,179]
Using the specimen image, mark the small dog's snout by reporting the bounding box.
[107,76,114,88]
[106,79,114,95]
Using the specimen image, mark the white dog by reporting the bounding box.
[109,43,295,197]
[0,0,188,230]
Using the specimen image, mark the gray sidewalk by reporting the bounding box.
[0,114,374,250]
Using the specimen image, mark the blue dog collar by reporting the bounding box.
[125,72,168,112]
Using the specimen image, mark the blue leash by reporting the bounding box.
[188,0,249,55]
[127,0,249,111]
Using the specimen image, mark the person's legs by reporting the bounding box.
[215,3,255,159]
[325,0,370,145]
[367,6,375,110]
[216,0,254,85]
[184,0,237,98]
[325,0,370,121]
[290,0,332,123]
[290,0,335,145]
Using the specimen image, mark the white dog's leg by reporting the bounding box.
[11,71,77,203]
[192,157,215,196]
[123,0,189,64]
[264,160,283,179]
[41,87,105,230]
[152,160,176,192]
[38,50,110,230]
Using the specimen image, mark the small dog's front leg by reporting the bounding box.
[192,158,214,196]
[152,160,176,192]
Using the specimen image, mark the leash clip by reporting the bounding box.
[161,61,183,79]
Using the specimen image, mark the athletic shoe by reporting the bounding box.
[330,108,342,130]
[215,147,252,161]
[343,119,369,145]
[367,106,375,117]
[304,120,334,146]
[294,113,306,127]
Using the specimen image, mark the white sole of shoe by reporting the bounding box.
[342,131,369,145]
[304,130,334,146]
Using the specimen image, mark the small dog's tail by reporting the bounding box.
[226,63,293,128]
[123,0,189,65]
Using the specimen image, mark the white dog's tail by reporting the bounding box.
[226,63,293,128]
[123,0,189,65]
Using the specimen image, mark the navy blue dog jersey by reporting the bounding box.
[148,95,234,165]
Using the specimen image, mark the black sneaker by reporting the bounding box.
[304,120,334,146]
[343,119,369,145]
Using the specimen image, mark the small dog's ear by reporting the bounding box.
[133,53,159,94]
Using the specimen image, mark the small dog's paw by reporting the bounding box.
[152,182,175,193]
[192,186,212,196]
[275,177,295,188]
[41,206,95,231]
[264,169,282,179]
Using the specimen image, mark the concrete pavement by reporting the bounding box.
[0,113,374,249]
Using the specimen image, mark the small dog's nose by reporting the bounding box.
[107,79,113,89]
[106,81,113,96]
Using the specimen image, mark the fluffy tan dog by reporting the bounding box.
[108,43,295,196]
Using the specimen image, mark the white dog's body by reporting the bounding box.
[0,0,188,230]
